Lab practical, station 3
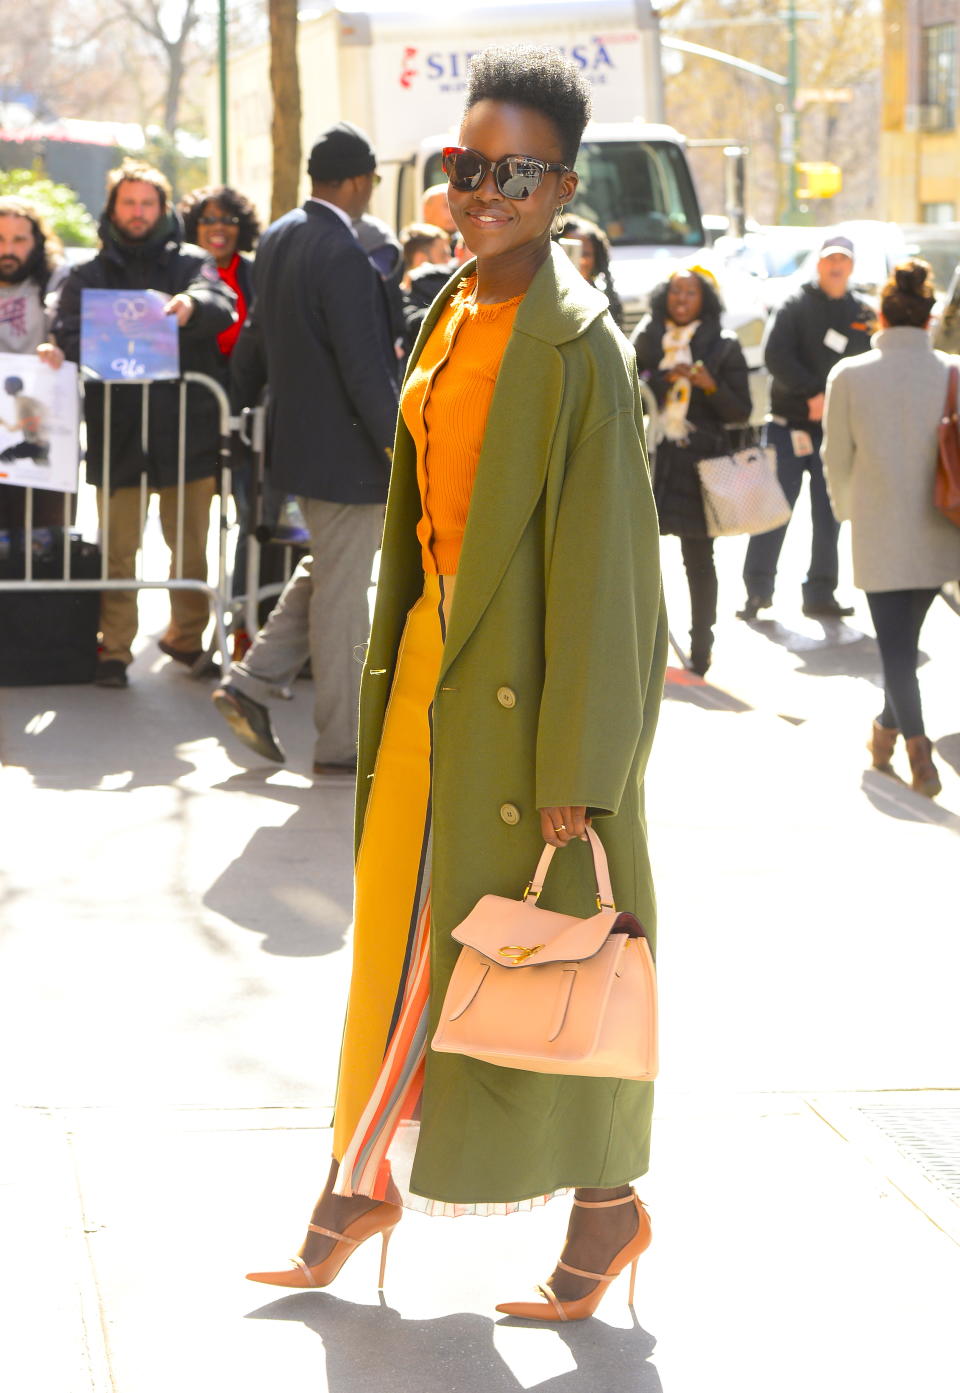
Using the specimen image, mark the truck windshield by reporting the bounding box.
[571,141,703,248]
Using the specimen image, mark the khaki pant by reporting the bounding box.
[229,497,385,765]
[97,477,216,666]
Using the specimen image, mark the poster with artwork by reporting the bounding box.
[0,353,80,494]
[80,288,180,382]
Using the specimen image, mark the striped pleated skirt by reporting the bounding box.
[331,573,560,1217]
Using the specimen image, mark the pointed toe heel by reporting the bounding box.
[496,1190,651,1322]
[245,1200,402,1291]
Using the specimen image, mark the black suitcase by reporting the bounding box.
[0,531,101,686]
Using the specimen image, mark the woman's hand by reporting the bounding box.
[689,361,716,393]
[164,293,196,327]
[539,806,591,848]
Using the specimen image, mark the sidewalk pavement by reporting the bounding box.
[1,506,959,1392]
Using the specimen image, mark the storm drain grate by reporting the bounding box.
[854,1106,960,1205]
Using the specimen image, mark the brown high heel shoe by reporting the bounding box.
[495,1190,651,1322]
[246,1201,402,1290]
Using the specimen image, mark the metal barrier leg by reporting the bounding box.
[100,383,111,582]
[24,487,33,580]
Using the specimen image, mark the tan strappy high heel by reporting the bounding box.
[495,1190,651,1322]
[246,1201,403,1290]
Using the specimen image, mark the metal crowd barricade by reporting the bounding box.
[234,400,307,646]
[0,371,236,676]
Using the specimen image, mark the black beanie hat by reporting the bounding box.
[307,121,377,182]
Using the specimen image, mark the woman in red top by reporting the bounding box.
[179,186,262,622]
[178,185,260,357]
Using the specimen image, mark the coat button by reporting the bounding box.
[496,686,517,709]
[499,803,520,825]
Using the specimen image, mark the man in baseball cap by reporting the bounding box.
[739,229,872,621]
[218,121,398,774]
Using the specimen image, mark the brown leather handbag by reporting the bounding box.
[936,364,960,528]
[431,827,658,1081]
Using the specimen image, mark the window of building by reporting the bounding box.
[921,24,957,131]
[922,202,955,224]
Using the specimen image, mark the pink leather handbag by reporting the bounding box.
[431,827,658,1080]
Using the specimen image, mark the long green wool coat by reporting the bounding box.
[353,243,668,1204]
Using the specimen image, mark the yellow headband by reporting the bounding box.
[679,262,720,290]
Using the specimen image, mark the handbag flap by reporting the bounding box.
[451,897,642,967]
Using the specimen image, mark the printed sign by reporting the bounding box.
[370,30,650,158]
[0,353,80,494]
[80,288,180,382]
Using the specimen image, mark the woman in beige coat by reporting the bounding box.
[822,260,960,796]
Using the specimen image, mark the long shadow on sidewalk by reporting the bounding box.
[204,769,354,957]
[739,616,911,686]
[248,1293,662,1392]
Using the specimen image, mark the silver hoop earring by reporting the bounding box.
[552,206,566,236]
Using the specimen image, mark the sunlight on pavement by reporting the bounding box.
[95,770,134,791]
[492,1325,577,1388]
[23,709,56,735]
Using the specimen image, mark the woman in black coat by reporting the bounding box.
[632,267,751,674]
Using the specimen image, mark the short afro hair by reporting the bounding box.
[464,46,592,167]
[178,185,261,254]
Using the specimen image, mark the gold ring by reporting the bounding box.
[556,823,567,832]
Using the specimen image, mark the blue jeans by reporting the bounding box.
[742,421,841,606]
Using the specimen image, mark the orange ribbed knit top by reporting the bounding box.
[400,276,523,574]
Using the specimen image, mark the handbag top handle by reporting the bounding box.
[523,826,616,912]
[945,364,959,424]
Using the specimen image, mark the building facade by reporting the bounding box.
[883,0,960,222]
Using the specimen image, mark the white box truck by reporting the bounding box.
[214,0,748,334]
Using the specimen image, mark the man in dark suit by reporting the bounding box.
[214,123,399,774]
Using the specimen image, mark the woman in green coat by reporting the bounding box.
[247,46,668,1322]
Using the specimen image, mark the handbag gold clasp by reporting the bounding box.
[498,944,545,962]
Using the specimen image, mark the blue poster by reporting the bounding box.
[80,288,180,382]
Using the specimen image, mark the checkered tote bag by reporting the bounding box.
[696,443,792,538]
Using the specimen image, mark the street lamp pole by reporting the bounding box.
[218,0,229,183]
[785,0,799,219]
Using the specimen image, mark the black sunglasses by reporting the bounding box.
[198,214,240,226]
[442,146,570,201]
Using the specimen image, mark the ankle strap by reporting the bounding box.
[307,1222,358,1247]
[572,1189,636,1209]
[558,1258,617,1283]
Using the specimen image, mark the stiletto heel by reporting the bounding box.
[377,1226,393,1288]
[246,1200,403,1291]
[496,1190,651,1322]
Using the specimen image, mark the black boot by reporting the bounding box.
[687,629,713,677]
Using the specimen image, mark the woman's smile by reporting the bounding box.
[464,204,515,231]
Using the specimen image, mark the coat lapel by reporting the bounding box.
[437,331,562,680]
[437,247,606,681]
[377,245,607,683]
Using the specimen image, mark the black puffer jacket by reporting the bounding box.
[633,313,751,537]
[54,213,236,490]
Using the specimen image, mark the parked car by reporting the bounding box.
[713,224,823,310]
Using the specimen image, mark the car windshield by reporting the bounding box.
[423,140,703,248]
